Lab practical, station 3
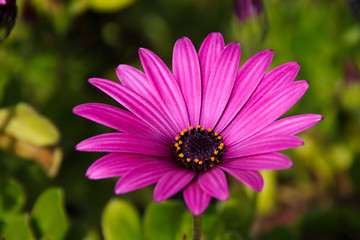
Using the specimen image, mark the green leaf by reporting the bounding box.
[174,211,192,240]
[89,0,136,12]
[0,103,60,146]
[1,214,35,240]
[144,201,186,240]
[218,188,255,235]
[31,188,69,239]
[101,198,142,240]
[0,178,25,217]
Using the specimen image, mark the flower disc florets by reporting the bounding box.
[173,125,226,172]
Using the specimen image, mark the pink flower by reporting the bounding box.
[74,32,322,216]
[0,0,6,5]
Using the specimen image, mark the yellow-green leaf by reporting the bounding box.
[144,201,185,240]
[1,214,35,240]
[31,188,69,239]
[89,0,136,12]
[0,103,60,146]
[102,198,142,240]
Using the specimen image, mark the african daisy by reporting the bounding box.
[74,32,322,216]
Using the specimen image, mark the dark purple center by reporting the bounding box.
[173,125,226,172]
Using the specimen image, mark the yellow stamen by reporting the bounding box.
[217,136,222,140]
[214,132,219,137]
[174,143,179,148]
[175,137,179,141]
[214,150,219,155]
[220,143,224,146]
[211,157,215,162]
[180,131,184,136]
[178,141,183,145]
[208,128,212,132]
[198,161,203,165]
[197,125,201,129]
[186,158,191,162]
[200,127,204,131]
[176,147,181,151]
[179,153,184,158]
[194,159,199,163]
[190,126,194,130]
[218,146,223,150]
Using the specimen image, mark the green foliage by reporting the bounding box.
[0,178,25,217]
[31,188,69,239]
[1,214,35,240]
[101,198,142,240]
[144,201,186,240]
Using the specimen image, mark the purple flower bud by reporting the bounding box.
[234,0,263,22]
[345,60,360,84]
[0,0,17,42]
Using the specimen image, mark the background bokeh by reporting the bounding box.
[1,0,360,239]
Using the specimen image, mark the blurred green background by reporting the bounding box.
[1,0,360,239]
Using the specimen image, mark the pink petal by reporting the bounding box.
[220,167,264,192]
[115,161,177,194]
[76,133,172,157]
[200,42,241,129]
[116,64,156,103]
[153,168,196,202]
[173,37,202,126]
[215,49,274,132]
[86,153,169,179]
[224,135,304,159]
[248,114,323,139]
[246,62,301,107]
[89,78,175,139]
[222,81,309,145]
[139,48,189,132]
[198,168,229,201]
[73,103,166,143]
[222,152,292,170]
[183,180,211,216]
[198,32,225,96]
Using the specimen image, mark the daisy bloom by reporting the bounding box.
[74,32,322,216]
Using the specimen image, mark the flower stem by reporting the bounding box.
[193,214,202,240]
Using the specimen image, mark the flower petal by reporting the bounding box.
[222,152,292,170]
[222,81,309,145]
[198,168,229,201]
[86,153,169,179]
[76,133,172,157]
[215,49,274,132]
[89,78,175,139]
[173,37,202,126]
[139,48,189,132]
[246,62,300,107]
[116,64,156,103]
[73,103,166,142]
[198,32,225,95]
[201,42,241,129]
[220,167,264,191]
[154,168,196,202]
[224,135,304,159]
[249,114,323,139]
[115,161,177,194]
[183,180,211,216]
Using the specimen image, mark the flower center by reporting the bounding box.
[173,125,226,172]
